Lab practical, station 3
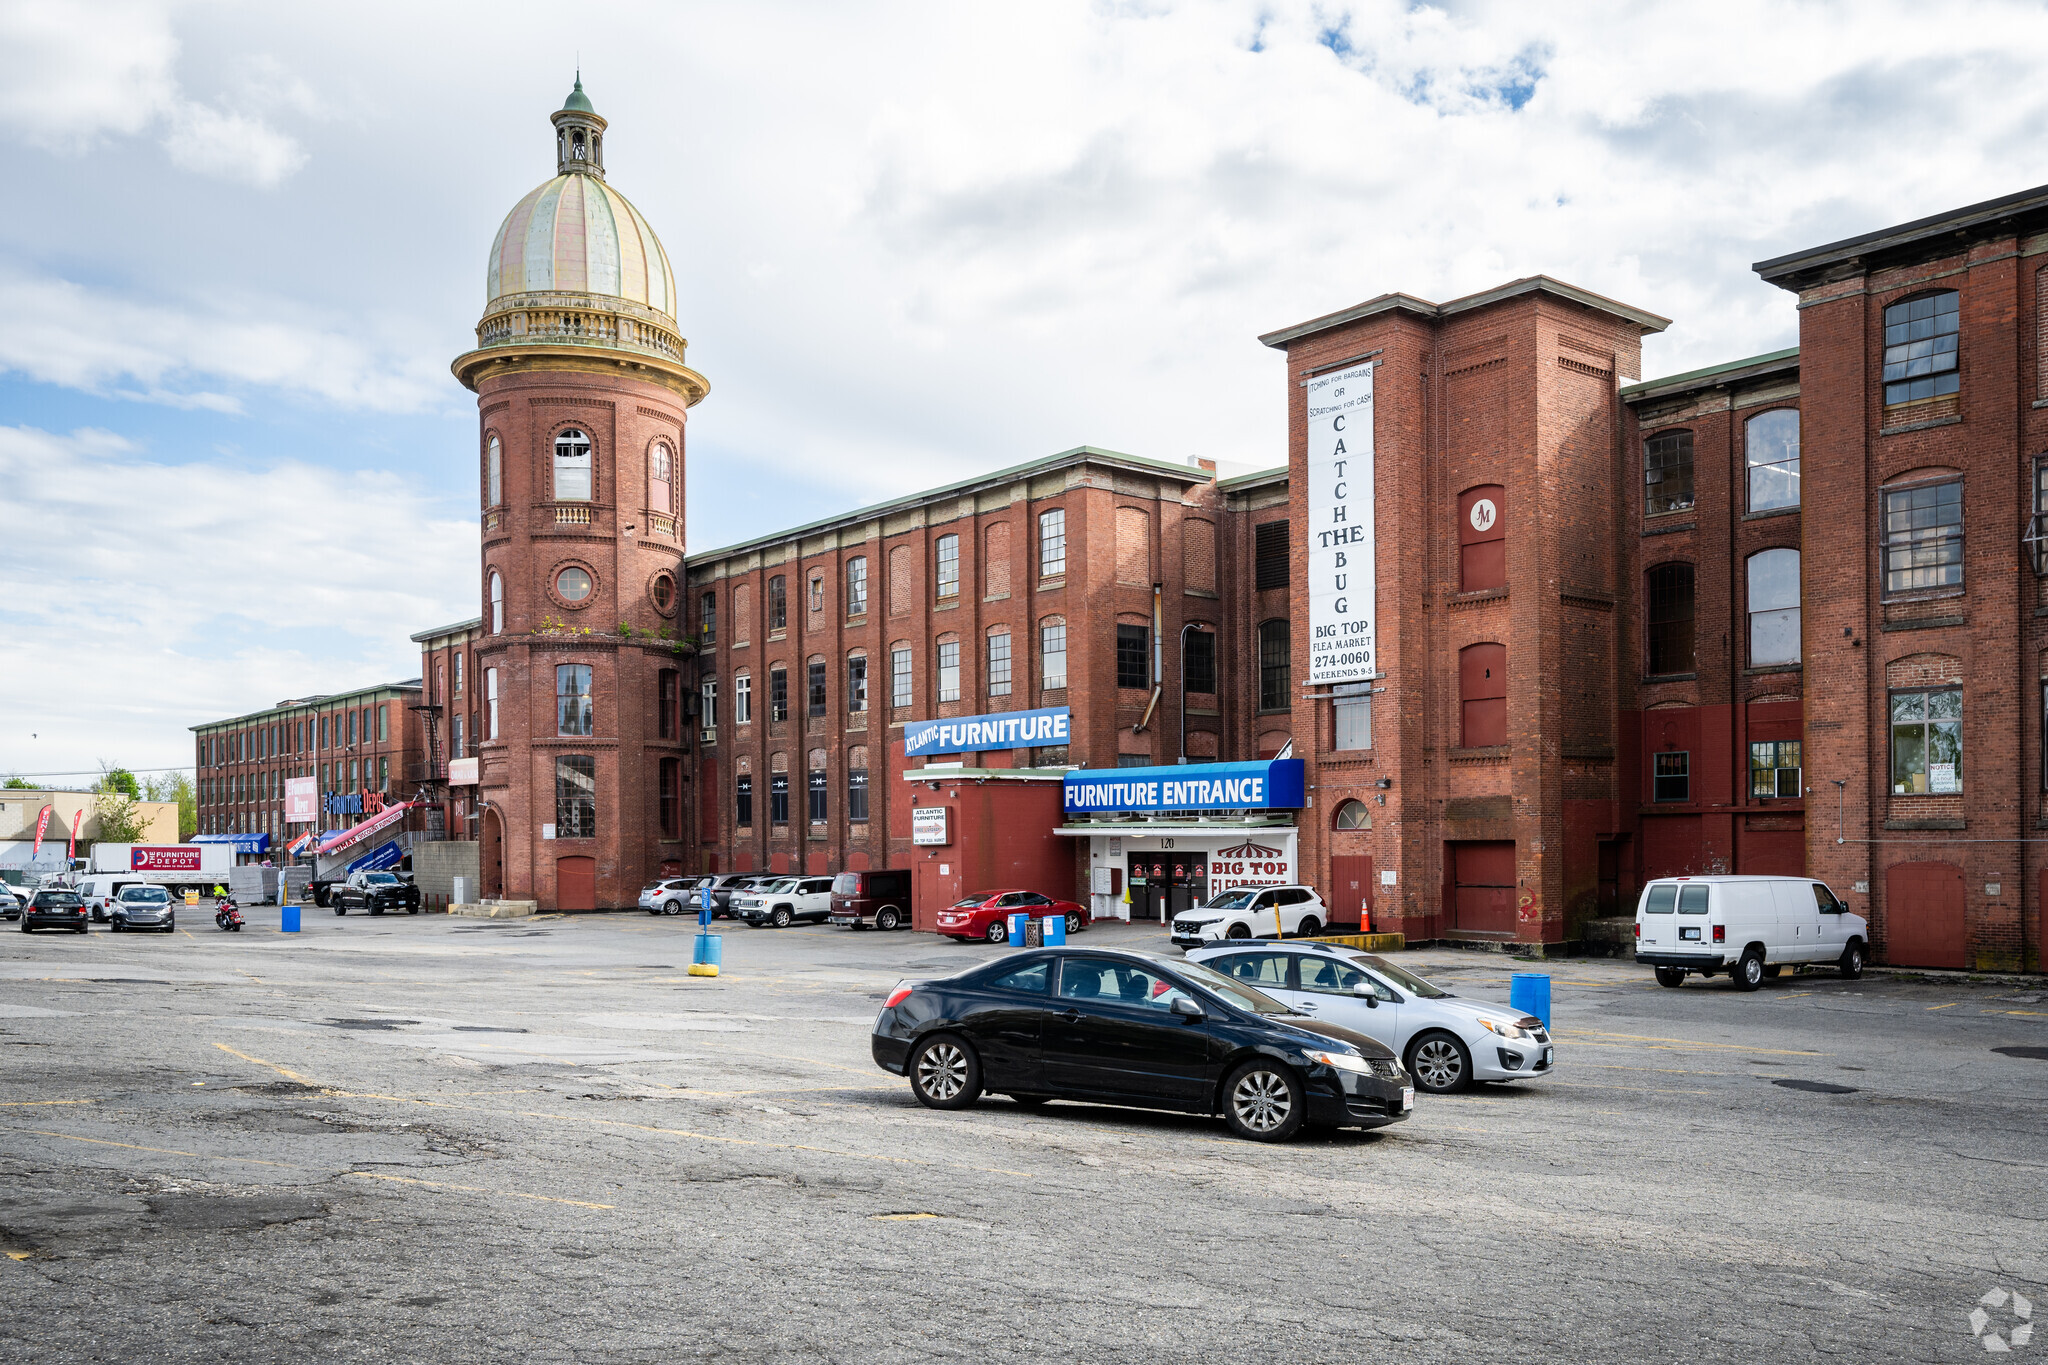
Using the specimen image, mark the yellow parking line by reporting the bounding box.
[212,1042,323,1087]
[1,1125,299,1169]
[0,1098,99,1107]
[1927,1003,1957,1011]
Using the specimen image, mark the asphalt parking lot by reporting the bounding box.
[2,909,2044,1364]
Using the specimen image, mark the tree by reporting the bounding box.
[100,766,141,800]
[145,772,198,841]
[92,766,150,844]
[3,776,35,789]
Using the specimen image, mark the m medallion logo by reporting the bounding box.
[1969,1287,2034,1352]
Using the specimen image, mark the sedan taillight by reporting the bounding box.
[884,985,914,1008]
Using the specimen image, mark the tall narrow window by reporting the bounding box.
[486,435,502,507]
[1333,682,1371,751]
[1257,620,1289,711]
[1745,409,1800,512]
[701,678,718,729]
[847,762,869,822]
[770,667,788,722]
[378,706,388,742]
[452,716,464,760]
[847,556,868,615]
[659,757,680,836]
[808,766,828,824]
[454,653,464,693]
[1891,689,1962,794]
[1458,642,1507,748]
[808,574,824,613]
[986,629,1012,696]
[557,664,593,736]
[770,772,790,825]
[649,443,673,514]
[734,673,752,726]
[701,591,717,646]
[1883,481,1964,594]
[768,576,786,631]
[1119,624,1152,690]
[555,755,596,837]
[736,774,753,828]
[485,668,499,740]
[1183,628,1216,694]
[1644,430,1694,516]
[1646,563,1696,676]
[891,646,912,708]
[1041,619,1067,690]
[1747,549,1801,666]
[1883,290,1960,405]
[937,639,961,702]
[847,654,867,712]
[657,670,677,739]
[553,428,592,501]
[490,572,503,634]
[1653,752,1689,802]
[935,534,960,599]
[807,659,827,716]
[1039,509,1066,578]
[1254,522,1289,590]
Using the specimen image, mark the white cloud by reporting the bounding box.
[163,100,307,186]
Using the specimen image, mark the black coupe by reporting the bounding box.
[871,947,1413,1142]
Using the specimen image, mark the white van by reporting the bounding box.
[1634,875,1867,990]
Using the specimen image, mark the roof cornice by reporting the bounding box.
[1620,347,1800,404]
[1258,275,1669,350]
[1753,182,2048,291]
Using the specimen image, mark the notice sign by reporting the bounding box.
[1307,359,1377,684]
[284,776,317,824]
[911,806,951,847]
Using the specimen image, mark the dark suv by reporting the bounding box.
[828,869,913,930]
[333,872,421,916]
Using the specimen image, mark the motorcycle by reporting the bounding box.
[213,898,244,932]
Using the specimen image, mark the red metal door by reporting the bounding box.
[1451,841,1515,935]
[1884,861,1965,969]
[555,856,596,912]
[913,860,947,933]
[1329,855,1373,929]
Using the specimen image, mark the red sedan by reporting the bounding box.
[937,890,1091,944]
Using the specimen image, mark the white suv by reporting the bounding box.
[733,876,835,928]
[1171,885,1328,947]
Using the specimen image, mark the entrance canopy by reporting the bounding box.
[1062,759,1305,815]
[192,832,270,855]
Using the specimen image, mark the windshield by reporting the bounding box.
[1201,888,1260,911]
[123,888,170,903]
[1352,954,1450,999]
[952,895,993,909]
[756,878,799,893]
[1154,955,1291,1015]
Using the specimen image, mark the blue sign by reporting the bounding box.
[344,840,404,875]
[904,706,1070,759]
[1063,759,1306,814]
[193,832,272,854]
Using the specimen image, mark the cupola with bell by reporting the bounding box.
[551,74,606,177]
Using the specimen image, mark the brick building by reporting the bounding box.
[411,617,486,845]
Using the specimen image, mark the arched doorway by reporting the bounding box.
[481,807,504,900]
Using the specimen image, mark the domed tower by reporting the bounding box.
[455,78,708,911]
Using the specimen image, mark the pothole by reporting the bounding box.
[1993,1045,2048,1061]
[452,1026,528,1033]
[146,1193,328,1231]
[322,1019,420,1031]
[1772,1078,1858,1095]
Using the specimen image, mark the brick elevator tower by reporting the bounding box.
[454,79,708,910]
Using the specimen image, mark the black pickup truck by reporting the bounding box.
[332,872,421,916]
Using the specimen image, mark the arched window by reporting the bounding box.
[1458,643,1507,747]
[1646,563,1695,676]
[1040,616,1067,690]
[486,435,502,507]
[489,572,504,634]
[846,556,868,615]
[649,443,673,515]
[1883,290,1960,405]
[1745,409,1799,511]
[1333,799,1372,830]
[986,627,1012,697]
[1258,620,1290,711]
[1458,485,1506,591]
[554,428,592,501]
[1748,549,1801,666]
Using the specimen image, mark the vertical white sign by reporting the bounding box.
[1307,360,1376,684]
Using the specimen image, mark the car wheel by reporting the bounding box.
[1066,912,1082,934]
[408,905,419,915]
[1225,922,1251,940]
[1654,966,1686,988]
[1761,964,1782,979]
[908,1035,983,1110]
[334,906,347,916]
[1222,1060,1306,1142]
[111,922,123,933]
[663,901,685,916]
[76,925,88,934]
[1407,1031,1473,1094]
[770,907,792,928]
[370,907,385,917]
[875,906,902,932]
[1296,915,1322,937]
[1732,950,1765,991]
[984,920,1008,945]
[1839,939,1866,980]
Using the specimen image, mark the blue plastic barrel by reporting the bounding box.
[1007,912,1028,947]
[694,932,723,968]
[1043,914,1067,946]
[1509,972,1551,1029]
[281,905,301,933]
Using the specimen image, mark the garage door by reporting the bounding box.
[1884,861,1965,969]
[1449,841,1515,936]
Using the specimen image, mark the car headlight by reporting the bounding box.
[1304,1049,1378,1074]
[1479,1019,1530,1041]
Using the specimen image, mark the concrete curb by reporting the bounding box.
[449,901,538,919]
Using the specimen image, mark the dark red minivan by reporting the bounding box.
[828,869,913,930]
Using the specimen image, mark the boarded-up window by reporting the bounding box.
[1116,507,1149,585]
[732,583,750,645]
[1459,642,1507,748]
[984,522,1011,598]
[1458,485,1505,591]
[889,545,913,617]
[1254,521,1289,590]
[1183,519,1216,593]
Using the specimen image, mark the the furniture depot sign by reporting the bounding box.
[1307,358,1377,684]
[129,845,202,872]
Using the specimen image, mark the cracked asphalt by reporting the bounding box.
[1,909,2043,1364]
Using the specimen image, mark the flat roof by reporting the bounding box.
[190,679,423,731]
[1258,275,1670,350]
[1754,181,2048,290]
[410,617,483,644]
[1216,466,1288,493]
[1620,347,1799,403]
[686,445,1214,566]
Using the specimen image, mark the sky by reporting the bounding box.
[4,0,2047,781]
